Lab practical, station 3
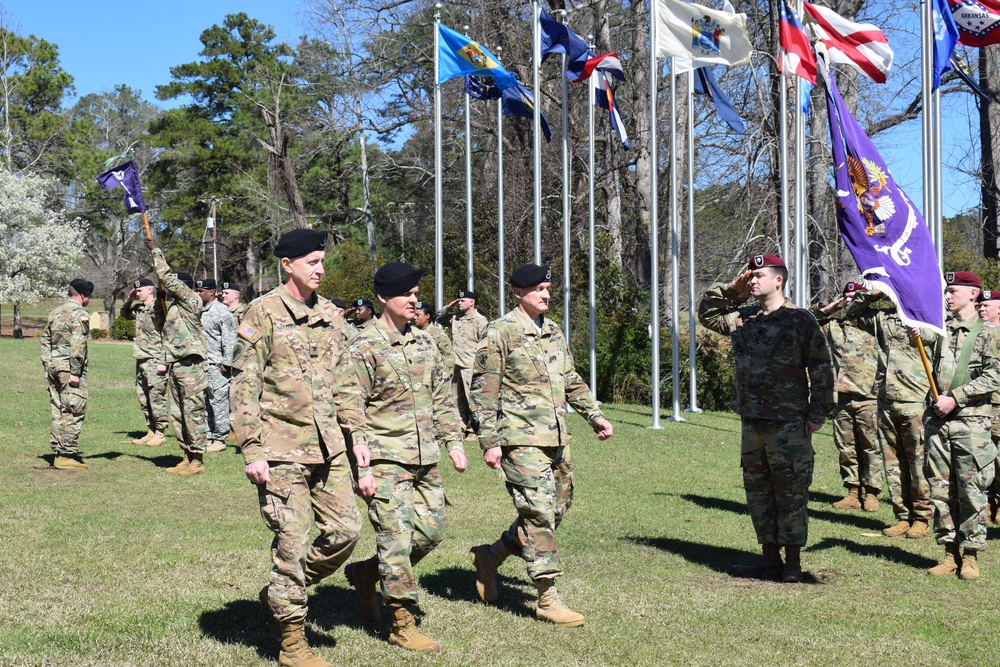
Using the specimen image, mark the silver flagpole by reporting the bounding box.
[533,0,542,263]
[793,75,806,306]
[497,47,506,314]
[587,38,597,398]
[933,88,943,265]
[465,39,474,291]
[780,77,789,262]
[649,10,662,429]
[434,5,443,311]
[559,10,571,346]
[685,68,701,414]
[668,59,684,423]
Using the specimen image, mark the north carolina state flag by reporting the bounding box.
[949,0,1000,46]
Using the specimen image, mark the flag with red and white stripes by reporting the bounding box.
[803,3,893,83]
[779,0,817,84]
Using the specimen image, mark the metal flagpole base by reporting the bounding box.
[667,415,686,422]
[647,425,665,430]
[684,407,703,413]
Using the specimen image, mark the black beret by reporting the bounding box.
[70,279,94,297]
[134,278,155,288]
[331,298,346,309]
[415,301,434,315]
[354,298,374,310]
[221,281,242,292]
[273,228,328,259]
[196,278,217,290]
[458,290,477,300]
[173,272,194,288]
[510,264,552,288]
[374,262,426,297]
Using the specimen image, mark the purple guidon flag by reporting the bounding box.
[96,160,146,214]
[822,63,945,335]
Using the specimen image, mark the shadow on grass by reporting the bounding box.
[113,429,148,439]
[85,451,125,460]
[420,566,535,619]
[677,494,749,516]
[677,493,886,532]
[806,537,937,569]
[134,453,185,469]
[623,535,825,584]
[309,583,383,639]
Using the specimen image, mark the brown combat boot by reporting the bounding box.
[53,455,88,470]
[928,543,961,576]
[278,621,332,667]
[882,520,910,537]
[733,544,783,579]
[534,579,585,627]
[145,431,165,447]
[906,520,930,539]
[470,540,516,603]
[960,549,980,581]
[862,487,880,512]
[344,558,381,622]
[388,605,440,652]
[782,546,803,583]
[176,453,204,476]
[165,454,190,473]
[832,487,862,510]
[206,439,227,453]
[132,429,154,445]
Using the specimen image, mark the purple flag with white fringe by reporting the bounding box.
[96,160,146,214]
[822,63,945,334]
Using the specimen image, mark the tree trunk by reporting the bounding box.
[981,45,1000,259]
[595,0,624,270]
[630,0,653,291]
[13,301,22,339]
[245,236,258,300]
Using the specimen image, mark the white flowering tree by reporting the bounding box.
[0,171,86,337]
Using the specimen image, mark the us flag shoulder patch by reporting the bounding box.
[237,323,261,344]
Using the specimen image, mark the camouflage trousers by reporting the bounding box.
[365,462,446,604]
[258,455,361,624]
[135,358,168,433]
[740,418,814,547]
[879,401,933,523]
[989,414,1000,502]
[497,446,574,581]
[204,364,231,440]
[832,396,883,491]
[453,367,477,435]
[48,373,87,455]
[924,415,997,550]
[167,356,208,455]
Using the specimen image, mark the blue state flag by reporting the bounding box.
[96,160,146,214]
[933,0,959,89]
[465,76,552,142]
[693,67,744,134]
[439,24,517,89]
[539,9,591,79]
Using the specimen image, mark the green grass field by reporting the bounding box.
[0,337,994,667]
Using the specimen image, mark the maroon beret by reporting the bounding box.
[843,281,868,295]
[978,289,1000,302]
[945,271,981,288]
[748,254,785,270]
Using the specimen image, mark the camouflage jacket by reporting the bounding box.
[813,308,879,400]
[352,319,463,466]
[201,299,236,365]
[230,284,367,466]
[421,324,455,370]
[120,299,165,362]
[931,314,1000,418]
[437,309,489,368]
[471,307,604,452]
[699,283,835,423]
[152,248,207,363]
[40,300,89,382]
[230,302,248,326]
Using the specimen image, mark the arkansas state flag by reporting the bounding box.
[948,0,1000,46]
[779,0,817,84]
[803,3,893,83]
[822,62,944,334]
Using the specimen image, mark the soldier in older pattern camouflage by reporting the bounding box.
[196,280,236,449]
[923,272,1000,580]
[437,291,488,437]
[146,240,209,475]
[120,281,169,446]
[698,255,834,583]
[40,280,93,469]
[230,228,369,666]
[813,283,884,511]
[470,264,612,627]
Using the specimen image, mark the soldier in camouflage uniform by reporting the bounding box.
[345,263,467,652]
[120,279,168,448]
[923,272,1000,581]
[470,264,612,627]
[219,281,247,325]
[230,229,370,667]
[437,290,489,439]
[976,289,1000,523]
[698,254,834,583]
[195,278,236,453]
[40,279,93,470]
[348,298,375,330]
[813,282,884,512]
[414,301,455,369]
[145,238,210,477]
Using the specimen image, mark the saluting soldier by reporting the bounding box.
[698,254,834,583]
[40,279,93,470]
[195,278,236,453]
[230,229,369,667]
[413,301,454,369]
[470,264,612,627]
[120,278,168,448]
[437,290,488,438]
[219,281,247,325]
[344,263,467,652]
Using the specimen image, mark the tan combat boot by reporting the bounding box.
[905,520,930,539]
[832,487,862,510]
[388,605,440,652]
[145,431,165,447]
[278,621,332,667]
[53,455,88,470]
[132,429,155,445]
[470,540,516,603]
[882,520,910,537]
[928,543,961,576]
[534,579,585,627]
[177,453,204,476]
[206,439,227,453]
[344,557,381,622]
[862,487,880,512]
[960,549,980,581]
[165,453,190,473]
[733,544,783,579]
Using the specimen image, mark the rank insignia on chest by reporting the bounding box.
[237,323,262,344]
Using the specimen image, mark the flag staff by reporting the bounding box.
[532,0,543,263]
[793,74,807,306]
[649,9,663,429]
[557,9,571,347]
[497,47,506,314]
[434,4,444,311]
[464,25,474,291]
[668,60,684,423]
[587,35,598,398]
[686,68,701,414]
[779,76,790,262]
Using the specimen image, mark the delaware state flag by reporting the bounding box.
[438,24,517,89]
